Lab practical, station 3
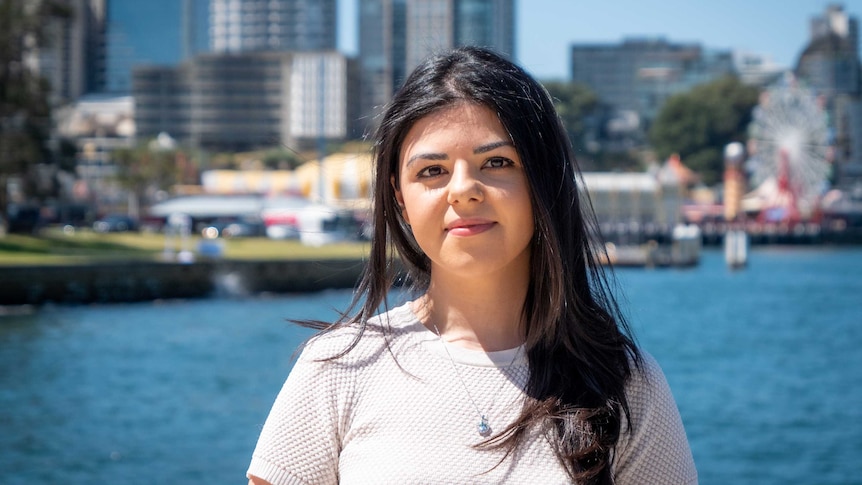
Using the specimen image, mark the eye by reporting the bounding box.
[417,165,446,178]
[484,157,515,169]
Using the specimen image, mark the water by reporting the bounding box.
[1,248,860,485]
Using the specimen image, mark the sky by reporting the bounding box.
[337,0,862,80]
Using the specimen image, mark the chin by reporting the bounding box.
[434,254,528,280]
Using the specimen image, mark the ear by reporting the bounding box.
[391,175,409,225]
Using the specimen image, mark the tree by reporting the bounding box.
[543,81,645,171]
[262,147,304,170]
[0,0,70,223]
[542,81,599,154]
[649,76,760,185]
[111,142,199,213]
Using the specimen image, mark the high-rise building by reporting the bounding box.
[570,38,734,148]
[795,4,862,189]
[104,0,208,93]
[210,0,337,53]
[29,0,106,104]
[184,0,211,60]
[404,0,513,73]
[357,0,406,136]
[134,51,354,151]
[733,51,785,88]
[797,4,860,96]
[357,0,513,135]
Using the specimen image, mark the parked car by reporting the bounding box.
[6,203,41,233]
[261,196,312,240]
[200,218,265,238]
[93,214,139,233]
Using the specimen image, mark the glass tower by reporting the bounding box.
[209,0,337,53]
[104,0,208,93]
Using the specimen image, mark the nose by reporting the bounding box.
[446,161,484,205]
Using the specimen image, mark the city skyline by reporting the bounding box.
[96,1,862,90]
[338,0,862,79]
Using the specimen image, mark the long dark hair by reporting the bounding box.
[327,46,640,484]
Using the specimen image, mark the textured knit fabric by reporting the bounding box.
[248,301,697,484]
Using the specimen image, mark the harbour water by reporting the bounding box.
[1,248,860,484]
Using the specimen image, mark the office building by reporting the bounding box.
[795,4,862,189]
[28,0,106,104]
[30,0,206,100]
[797,4,859,96]
[104,0,207,93]
[570,38,734,148]
[134,51,354,151]
[210,0,337,53]
[405,0,513,72]
[357,0,514,135]
[357,0,406,136]
[733,51,785,88]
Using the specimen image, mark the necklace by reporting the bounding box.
[431,322,521,437]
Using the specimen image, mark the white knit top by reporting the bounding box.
[248,301,697,484]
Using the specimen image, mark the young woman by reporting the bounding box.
[248,47,697,484]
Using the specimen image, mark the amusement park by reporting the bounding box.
[697,74,858,248]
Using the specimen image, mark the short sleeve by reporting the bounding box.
[247,344,347,485]
[612,352,698,485]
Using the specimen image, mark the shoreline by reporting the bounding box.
[3,240,861,307]
[0,258,366,306]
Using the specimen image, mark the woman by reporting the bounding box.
[248,47,697,484]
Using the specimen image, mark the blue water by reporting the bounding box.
[1,248,860,485]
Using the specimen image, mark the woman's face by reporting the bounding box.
[394,102,534,282]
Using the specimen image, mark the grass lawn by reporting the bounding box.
[0,227,370,266]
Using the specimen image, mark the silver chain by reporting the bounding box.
[431,322,521,437]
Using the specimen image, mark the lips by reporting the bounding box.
[445,218,496,236]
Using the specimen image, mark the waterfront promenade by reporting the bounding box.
[599,220,862,246]
[1,248,859,485]
[2,222,861,306]
[0,230,370,306]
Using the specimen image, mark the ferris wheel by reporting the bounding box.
[746,76,831,220]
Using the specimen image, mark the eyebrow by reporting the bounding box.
[405,140,515,167]
[474,140,515,154]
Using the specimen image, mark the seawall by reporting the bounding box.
[0,259,366,306]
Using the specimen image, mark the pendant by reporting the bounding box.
[477,415,491,437]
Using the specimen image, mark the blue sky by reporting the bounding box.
[337,0,862,80]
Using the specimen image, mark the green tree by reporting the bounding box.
[649,76,760,185]
[542,81,598,153]
[262,147,303,170]
[0,0,70,221]
[111,142,198,211]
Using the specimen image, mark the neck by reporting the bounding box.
[414,265,529,352]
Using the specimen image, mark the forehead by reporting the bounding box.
[399,103,510,156]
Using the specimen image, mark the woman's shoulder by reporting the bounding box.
[624,349,674,403]
[629,349,663,382]
[615,350,698,483]
[299,300,418,363]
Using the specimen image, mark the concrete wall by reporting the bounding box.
[0,259,366,306]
